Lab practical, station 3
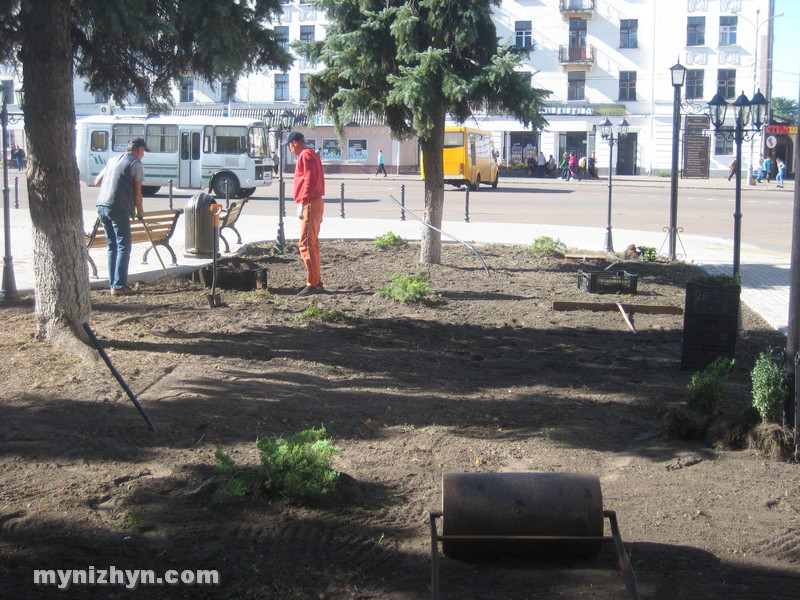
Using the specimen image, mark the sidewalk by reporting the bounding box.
[2,203,791,335]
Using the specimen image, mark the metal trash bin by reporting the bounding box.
[184,192,216,257]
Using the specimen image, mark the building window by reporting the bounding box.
[687,17,705,46]
[515,21,532,48]
[620,19,638,49]
[275,26,289,51]
[180,77,194,103]
[619,71,636,101]
[94,91,109,104]
[274,73,289,101]
[717,69,736,100]
[220,77,233,102]
[567,71,585,101]
[518,72,532,87]
[719,16,737,46]
[714,130,734,155]
[300,25,315,43]
[300,74,308,101]
[686,69,704,100]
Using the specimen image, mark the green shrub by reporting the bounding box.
[299,305,352,323]
[751,351,789,423]
[687,357,734,415]
[377,273,432,303]
[213,427,340,504]
[372,231,408,249]
[640,246,657,262]
[706,273,740,286]
[518,236,567,256]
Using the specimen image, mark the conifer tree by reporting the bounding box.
[304,0,548,263]
[0,0,290,349]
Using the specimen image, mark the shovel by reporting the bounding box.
[207,203,223,308]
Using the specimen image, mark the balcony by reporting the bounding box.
[558,45,596,65]
[560,0,595,17]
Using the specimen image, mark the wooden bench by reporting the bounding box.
[218,199,248,253]
[86,209,184,278]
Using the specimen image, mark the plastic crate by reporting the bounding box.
[578,270,638,294]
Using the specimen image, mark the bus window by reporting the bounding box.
[112,124,145,152]
[145,124,178,153]
[443,131,464,148]
[90,131,108,152]
[203,126,213,153]
[215,126,247,154]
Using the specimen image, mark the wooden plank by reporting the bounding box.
[564,253,607,261]
[616,302,638,335]
[552,301,683,315]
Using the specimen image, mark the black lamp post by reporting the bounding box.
[263,109,294,253]
[598,117,629,253]
[668,61,687,261]
[1,81,23,301]
[707,89,769,278]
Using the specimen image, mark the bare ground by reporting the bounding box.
[0,239,798,600]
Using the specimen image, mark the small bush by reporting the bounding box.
[706,273,740,286]
[372,231,408,249]
[300,305,352,323]
[518,236,567,256]
[687,357,734,415]
[213,427,340,504]
[377,273,432,303]
[751,351,789,423]
[639,246,657,262]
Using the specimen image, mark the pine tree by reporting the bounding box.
[304,0,548,263]
[1,0,290,348]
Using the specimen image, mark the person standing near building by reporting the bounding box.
[559,152,569,179]
[94,138,147,296]
[776,157,786,188]
[537,151,546,177]
[376,149,387,177]
[763,155,773,183]
[286,131,326,296]
[588,152,599,179]
[727,158,737,181]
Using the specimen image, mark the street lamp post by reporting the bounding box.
[737,9,784,185]
[598,117,629,253]
[1,81,23,302]
[263,109,294,253]
[707,89,769,279]
[668,62,687,261]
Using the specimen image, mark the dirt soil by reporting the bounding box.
[1,240,799,600]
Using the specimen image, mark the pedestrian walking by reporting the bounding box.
[763,155,773,183]
[537,151,546,177]
[94,137,148,296]
[286,131,326,296]
[375,149,387,177]
[559,152,569,179]
[727,158,737,181]
[567,152,577,181]
[588,152,599,179]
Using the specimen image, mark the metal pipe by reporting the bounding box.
[1,83,18,300]
[668,80,682,261]
[400,184,405,221]
[14,176,18,209]
[733,120,744,278]
[464,186,470,223]
[168,179,173,210]
[340,182,345,218]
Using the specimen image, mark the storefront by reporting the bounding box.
[763,125,796,177]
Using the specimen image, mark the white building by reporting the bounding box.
[62,0,784,176]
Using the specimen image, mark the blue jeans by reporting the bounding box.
[777,170,785,186]
[98,206,132,290]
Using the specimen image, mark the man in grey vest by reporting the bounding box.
[94,137,148,295]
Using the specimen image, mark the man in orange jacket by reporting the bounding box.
[285,131,326,296]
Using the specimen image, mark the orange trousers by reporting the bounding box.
[298,196,324,286]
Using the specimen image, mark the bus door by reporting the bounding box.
[179,129,202,189]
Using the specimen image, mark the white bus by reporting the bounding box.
[76,115,273,198]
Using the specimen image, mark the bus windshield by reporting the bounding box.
[248,126,268,158]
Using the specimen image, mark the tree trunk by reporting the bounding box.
[419,105,446,265]
[22,0,92,349]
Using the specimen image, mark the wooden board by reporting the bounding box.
[552,301,683,315]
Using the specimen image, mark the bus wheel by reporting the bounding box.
[491,174,499,189]
[237,187,256,199]
[470,175,481,191]
[141,186,160,197]
[212,173,240,199]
